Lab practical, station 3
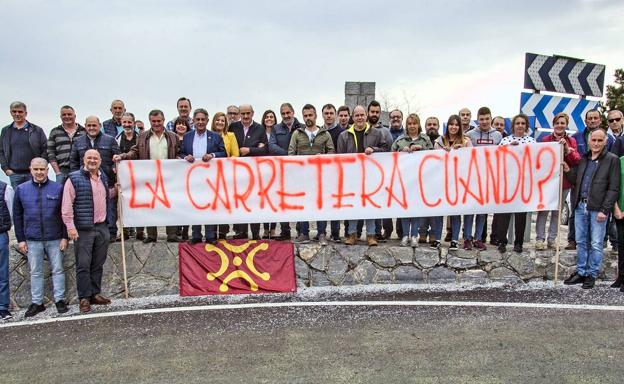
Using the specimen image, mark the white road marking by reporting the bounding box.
[1,300,623,329]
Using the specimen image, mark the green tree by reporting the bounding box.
[599,68,624,125]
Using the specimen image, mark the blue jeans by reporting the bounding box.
[450,216,461,242]
[574,202,608,278]
[0,232,9,310]
[27,239,66,304]
[420,216,443,240]
[401,218,419,237]
[8,172,30,188]
[191,225,216,241]
[298,221,327,237]
[347,219,375,235]
[462,214,486,241]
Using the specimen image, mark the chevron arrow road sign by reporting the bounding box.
[520,92,598,132]
[523,53,605,97]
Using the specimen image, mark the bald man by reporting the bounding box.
[229,104,267,240]
[336,105,387,246]
[62,149,113,313]
[70,116,120,241]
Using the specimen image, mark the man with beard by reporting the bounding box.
[288,104,335,245]
[322,104,345,243]
[271,103,303,240]
[337,106,351,130]
[337,105,387,246]
[418,117,443,247]
[368,101,394,241]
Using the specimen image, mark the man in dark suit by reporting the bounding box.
[180,108,226,244]
[229,104,268,239]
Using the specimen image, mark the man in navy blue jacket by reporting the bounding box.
[180,109,226,244]
[13,157,68,317]
[70,116,120,241]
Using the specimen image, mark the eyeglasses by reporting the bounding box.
[608,117,622,123]
[390,116,402,119]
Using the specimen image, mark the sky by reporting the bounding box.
[1,0,623,131]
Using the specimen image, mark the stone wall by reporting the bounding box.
[345,82,376,112]
[8,241,617,309]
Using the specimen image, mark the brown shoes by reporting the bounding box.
[90,294,112,305]
[344,233,357,245]
[79,298,91,313]
[367,235,378,246]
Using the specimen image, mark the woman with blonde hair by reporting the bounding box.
[392,113,432,247]
[211,111,239,238]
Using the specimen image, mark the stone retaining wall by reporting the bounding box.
[8,241,617,309]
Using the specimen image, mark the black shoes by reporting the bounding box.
[497,243,507,254]
[610,276,623,288]
[188,238,203,245]
[513,244,523,253]
[55,300,68,314]
[0,309,12,320]
[233,232,248,240]
[564,273,585,285]
[24,303,46,318]
[166,236,180,243]
[582,276,596,289]
[142,237,156,244]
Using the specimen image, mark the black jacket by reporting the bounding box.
[229,121,268,157]
[0,122,48,171]
[70,132,120,183]
[566,149,621,215]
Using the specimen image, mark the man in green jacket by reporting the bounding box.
[288,104,335,245]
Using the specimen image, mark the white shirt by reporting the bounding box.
[192,130,209,158]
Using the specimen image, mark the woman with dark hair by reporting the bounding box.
[434,115,472,250]
[261,110,279,239]
[535,112,580,250]
[174,116,191,141]
[494,114,535,254]
[392,113,432,247]
[211,111,239,239]
[174,116,192,240]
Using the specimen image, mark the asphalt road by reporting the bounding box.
[2,285,624,383]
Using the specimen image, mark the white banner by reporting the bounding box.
[118,142,562,227]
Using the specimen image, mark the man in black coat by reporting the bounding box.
[229,104,268,240]
[564,129,620,289]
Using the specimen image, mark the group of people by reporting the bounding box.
[0,98,623,320]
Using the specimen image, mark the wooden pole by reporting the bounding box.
[553,143,566,285]
[116,165,129,299]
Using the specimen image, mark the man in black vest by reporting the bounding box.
[0,179,14,320]
[229,104,267,240]
[62,149,112,313]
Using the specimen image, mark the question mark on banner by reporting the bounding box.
[535,147,557,210]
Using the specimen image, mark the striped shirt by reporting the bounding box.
[47,124,85,169]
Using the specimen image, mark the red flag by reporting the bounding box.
[179,239,297,296]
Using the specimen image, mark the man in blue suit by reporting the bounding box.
[180,108,226,245]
